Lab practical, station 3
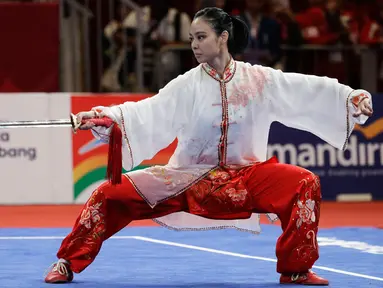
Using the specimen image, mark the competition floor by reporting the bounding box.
[1,202,382,287]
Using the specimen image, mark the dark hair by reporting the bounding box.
[194,7,249,55]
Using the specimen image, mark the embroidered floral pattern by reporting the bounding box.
[248,66,269,96]
[311,175,321,192]
[306,230,317,249]
[208,170,231,184]
[296,199,316,229]
[296,173,320,229]
[79,198,104,229]
[294,230,318,263]
[228,66,270,111]
[228,87,253,108]
[58,189,107,271]
[148,166,206,190]
[287,173,321,270]
[185,166,254,215]
[225,188,248,204]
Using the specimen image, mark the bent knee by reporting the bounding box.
[299,171,321,197]
[301,171,320,187]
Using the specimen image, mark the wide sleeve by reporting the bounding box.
[264,67,373,151]
[91,72,194,171]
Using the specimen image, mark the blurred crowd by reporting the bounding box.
[100,0,383,92]
[16,0,383,92]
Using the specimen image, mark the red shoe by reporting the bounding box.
[44,259,74,284]
[280,270,329,285]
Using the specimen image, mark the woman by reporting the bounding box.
[45,7,373,286]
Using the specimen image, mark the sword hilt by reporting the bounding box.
[70,113,114,132]
[85,117,114,128]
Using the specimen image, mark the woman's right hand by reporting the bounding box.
[74,108,112,131]
[75,110,99,130]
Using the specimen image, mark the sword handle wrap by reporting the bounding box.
[85,117,114,128]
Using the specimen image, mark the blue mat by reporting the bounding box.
[0,225,382,287]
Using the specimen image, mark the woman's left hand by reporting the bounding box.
[353,97,373,117]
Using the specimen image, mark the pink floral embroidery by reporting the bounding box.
[225,188,247,203]
[248,66,269,96]
[296,199,316,229]
[228,86,256,108]
[79,202,103,229]
[228,66,269,109]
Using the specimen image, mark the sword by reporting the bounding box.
[0,113,114,132]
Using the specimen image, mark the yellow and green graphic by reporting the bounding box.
[71,94,176,202]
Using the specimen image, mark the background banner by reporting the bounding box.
[0,93,72,204]
[268,94,383,200]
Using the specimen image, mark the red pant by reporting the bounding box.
[57,160,321,274]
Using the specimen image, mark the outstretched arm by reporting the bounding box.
[263,67,373,150]
[75,72,194,171]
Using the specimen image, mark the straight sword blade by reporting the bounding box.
[0,119,73,129]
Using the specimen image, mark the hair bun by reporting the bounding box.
[230,16,249,54]
[194,7,249,55]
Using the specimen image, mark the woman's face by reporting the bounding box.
[189,17,227,63]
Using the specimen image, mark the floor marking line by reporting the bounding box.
[0,236,136,240]
[1,235,382,282]
[132,236,383,282]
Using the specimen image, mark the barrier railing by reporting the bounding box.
[60,0,93,92]
[58,0,145,93]
[120,0,144,92]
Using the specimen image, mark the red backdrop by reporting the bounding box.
[0,3,59,92]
